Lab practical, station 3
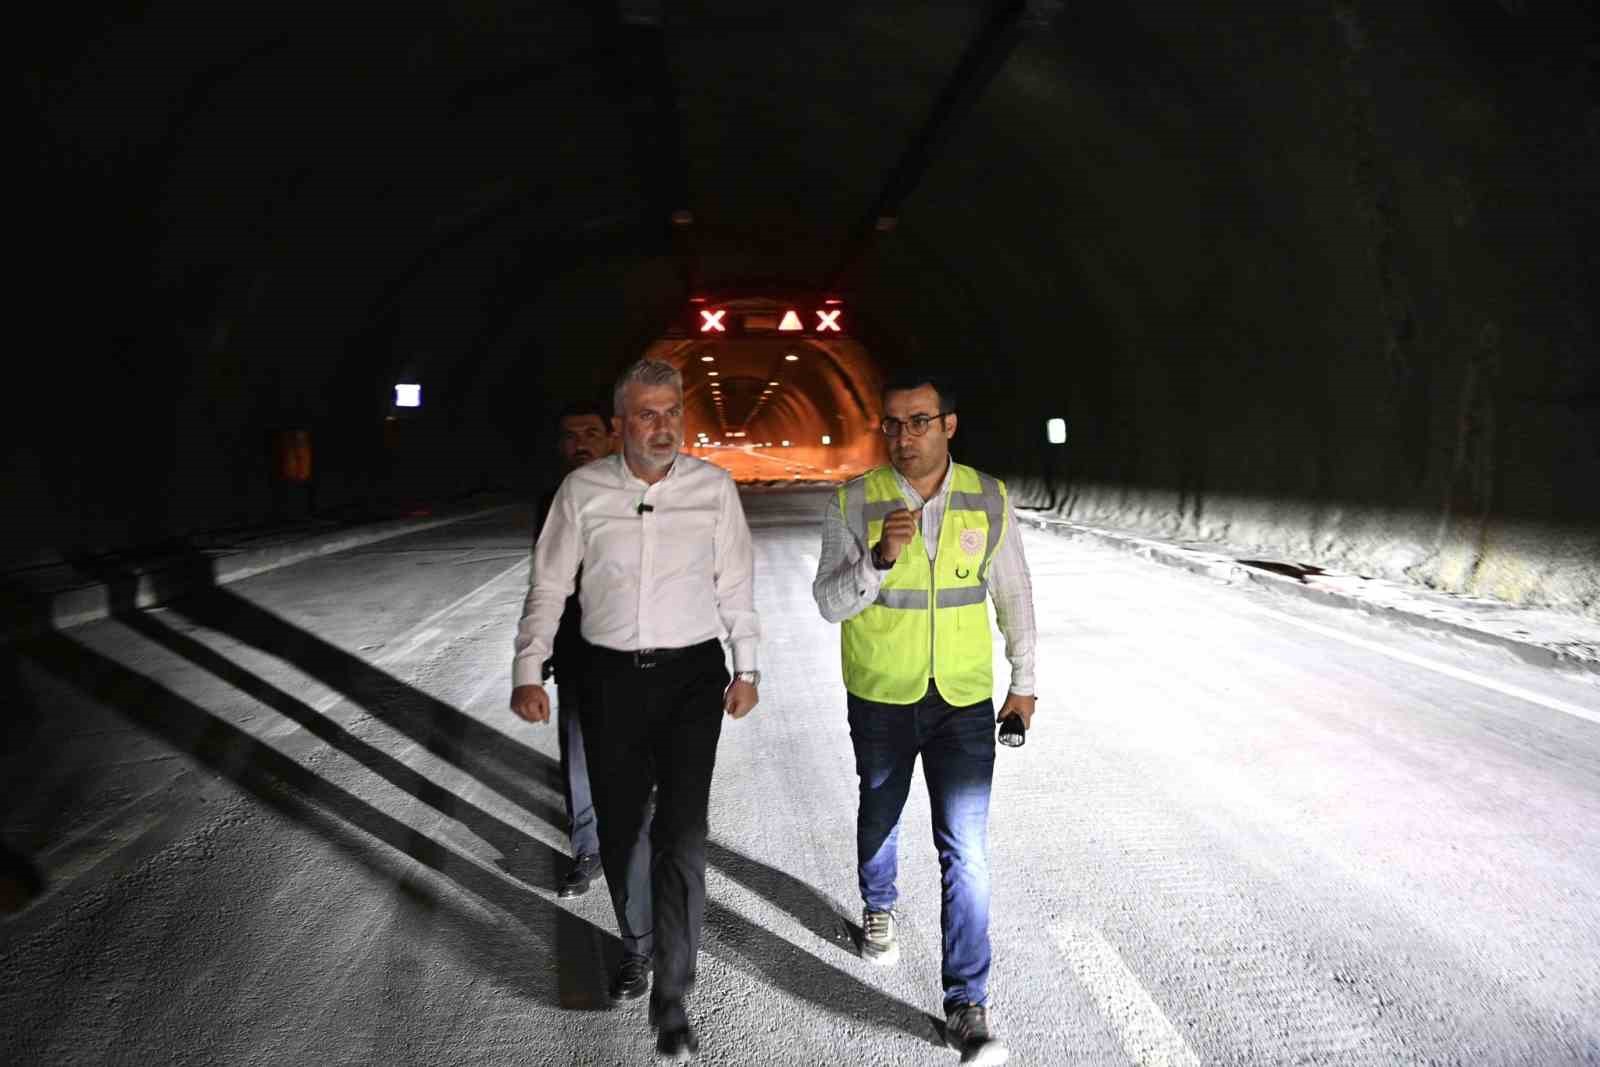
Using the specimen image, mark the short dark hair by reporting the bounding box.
[881,368,957,413]
[557,396,612,424]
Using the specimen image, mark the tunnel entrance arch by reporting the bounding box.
[644,299,887,484]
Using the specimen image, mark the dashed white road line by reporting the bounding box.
[1053,922,1201,1067]
[309,555,530,714]
[1240,603,1600,726]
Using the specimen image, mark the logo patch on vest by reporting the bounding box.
[959,528,984,557]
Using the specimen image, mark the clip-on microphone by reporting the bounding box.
[636,502,654,515]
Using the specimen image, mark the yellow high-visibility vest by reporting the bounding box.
[836,462,1010,705]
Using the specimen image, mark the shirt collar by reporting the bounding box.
[891,456,953,509]
[616,450,680,489]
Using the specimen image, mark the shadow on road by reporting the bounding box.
[7,548,934,1038]
[8,551,612,1010]
[13,622,616,1008]
[0,650,47,913]
[705,839,861,954]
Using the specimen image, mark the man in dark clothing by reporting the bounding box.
[537,399,615,897]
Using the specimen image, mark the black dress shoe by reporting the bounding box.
[655,1023,698,1063]
[557,853,601,899]
[609,954,651,1002]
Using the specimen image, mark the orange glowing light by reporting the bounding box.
[816,309,841,332]
[700,309,726,332]
[778,310,803,331]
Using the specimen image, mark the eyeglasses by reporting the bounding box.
[880,412,951,438]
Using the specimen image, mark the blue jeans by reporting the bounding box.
[848,688,995,1010]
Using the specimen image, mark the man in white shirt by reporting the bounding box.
[511,359,760,1063]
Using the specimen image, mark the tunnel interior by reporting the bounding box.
[15,1,1599,618]
[7,10,1600,1060]
[645,299,887,482]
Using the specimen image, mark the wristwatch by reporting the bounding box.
[734,670,761,687]
[870,541,895,571]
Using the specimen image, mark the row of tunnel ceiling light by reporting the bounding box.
[700,352,799,433]
[693,432,792,447]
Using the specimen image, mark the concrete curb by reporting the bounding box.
[1017,513,1600,678]
[1,501,517,644]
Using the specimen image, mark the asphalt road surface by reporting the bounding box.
[3,489,1598,1065]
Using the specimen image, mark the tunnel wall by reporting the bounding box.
[852,2,1598,620]
[15,3,1596,622]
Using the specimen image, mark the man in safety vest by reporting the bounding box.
[813,369,1037,1067]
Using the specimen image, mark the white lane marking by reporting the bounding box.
[1053,923,1201,1067]
[309,555,529,713]
[1241,603,1600,725]
[725,447,834,475]
[397,555,530,642]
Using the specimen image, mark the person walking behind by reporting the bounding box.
[511,359,761,1063]
[812,369,1037,1067]
[536,399,615,898]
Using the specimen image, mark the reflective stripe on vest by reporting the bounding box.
[837,463,1009,705]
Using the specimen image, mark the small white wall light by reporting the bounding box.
[1046,417,1066,445]
[821,434,832,445]
[395,384,422,408]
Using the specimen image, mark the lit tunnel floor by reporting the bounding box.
[688,444,863,484]
[3,491,1599,1064]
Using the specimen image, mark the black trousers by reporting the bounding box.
[579,639,727,1006]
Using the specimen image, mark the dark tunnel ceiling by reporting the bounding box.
[18,0,1598,613]
[27,1,1141,413]
[24,2,1597,450]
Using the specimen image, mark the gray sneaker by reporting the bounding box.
[945,1004,1008,1066]
[859,908,900,966]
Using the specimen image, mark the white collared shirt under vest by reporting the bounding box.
[513,452,759,688]
[812,457,1037,696]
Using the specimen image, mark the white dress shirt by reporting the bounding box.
[513,452,759,688]
[812,458,1037,696]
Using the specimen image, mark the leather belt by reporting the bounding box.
[589,639,718,670]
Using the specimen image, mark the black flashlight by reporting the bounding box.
[997,714,1026,747]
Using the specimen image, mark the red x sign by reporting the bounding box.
[700,309,726,332]
[816,309,841,332]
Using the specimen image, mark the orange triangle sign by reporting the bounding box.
[778,310,803,331]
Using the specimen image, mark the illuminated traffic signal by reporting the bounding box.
[679,300,846,336]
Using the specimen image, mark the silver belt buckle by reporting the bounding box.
[635,648,658,669]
